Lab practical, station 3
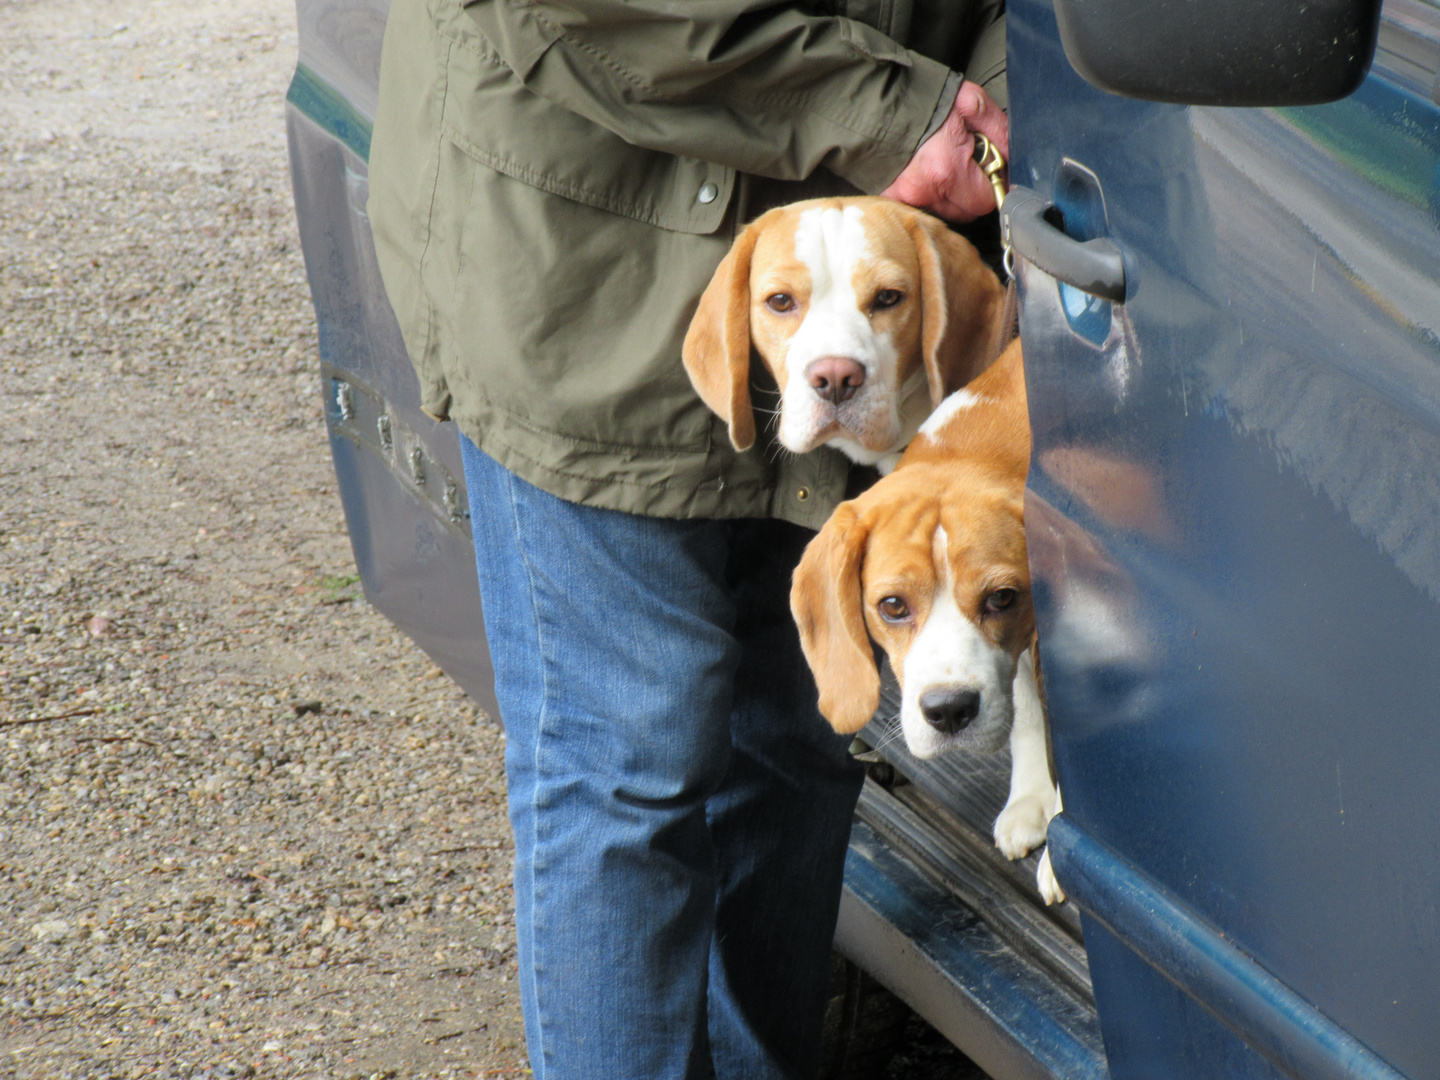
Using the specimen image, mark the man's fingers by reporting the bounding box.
[881,79,1011,222]
[956,81,1009,161]
[918,134,990,218]
[886,157,996,222]
[947,167,1001,220]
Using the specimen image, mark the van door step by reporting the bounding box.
[838,781,1110,1080]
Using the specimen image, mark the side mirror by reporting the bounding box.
[1052,0,1384,106]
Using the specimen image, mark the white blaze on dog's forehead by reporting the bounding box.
[904,584,991,686]
[919,388,990,438]
[774,203,906,459]
[907,523,1002,691]
[792,205,871,295]
[932,524,949,582]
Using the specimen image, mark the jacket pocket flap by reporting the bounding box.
[439,32,733,235]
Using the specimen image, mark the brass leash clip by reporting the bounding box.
[972,132,1015,279]
[972,132,1008,214]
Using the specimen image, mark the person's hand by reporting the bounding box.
[881,80,1009,223]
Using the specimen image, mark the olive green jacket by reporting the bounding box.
[369,0,1005,527]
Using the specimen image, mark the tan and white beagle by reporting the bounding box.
[791,340,1064,903]
[683,196,1008,473]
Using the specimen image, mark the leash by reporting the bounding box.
[973,132,1020,343]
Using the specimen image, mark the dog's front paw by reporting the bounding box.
[1036,848,1065,905]
[994,795,1050,860]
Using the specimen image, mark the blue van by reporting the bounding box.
[286,2,1440,1075]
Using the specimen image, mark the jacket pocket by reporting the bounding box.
[433,16,734,235]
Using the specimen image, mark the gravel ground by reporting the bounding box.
[1,2,988,1077]
[1,0,525,1075]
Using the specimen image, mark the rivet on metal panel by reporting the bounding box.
[409,446,426,486]
[443,481,461,522]
[377,414,393,453]
[334,381,354,421]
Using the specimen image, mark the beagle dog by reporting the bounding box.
[683,196,1008,473]
[791,340,1064,903]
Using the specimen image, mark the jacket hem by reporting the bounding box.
[455,417,778,520]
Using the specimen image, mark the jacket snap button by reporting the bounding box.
[796,487,810,502]
[697,182,719,204]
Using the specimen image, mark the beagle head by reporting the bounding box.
[792,469,1033,756]
[791,342,1034,758]
[683,196,1006,466]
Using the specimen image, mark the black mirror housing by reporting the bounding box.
[1052,0,1384,106]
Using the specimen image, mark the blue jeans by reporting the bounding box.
[460,438,864,1080]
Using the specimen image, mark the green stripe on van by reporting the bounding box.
[286,63,373,163]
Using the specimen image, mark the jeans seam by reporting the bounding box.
[499,464,554,1080]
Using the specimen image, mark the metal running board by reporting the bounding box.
[837,785,1109,1080]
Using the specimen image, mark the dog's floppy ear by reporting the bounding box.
[791,503,881,734]
[683,224,760,451]
[905,211,1010,408]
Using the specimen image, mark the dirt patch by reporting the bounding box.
[0,0,527,1075]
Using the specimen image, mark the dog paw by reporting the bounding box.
[994,795,1050,860]
[1036,848,1066,905]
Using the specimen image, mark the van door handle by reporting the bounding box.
[1001,186,1127,303]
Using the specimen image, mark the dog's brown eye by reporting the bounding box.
[877,596,910,622]
[766,293,796,313]
[872,289,904,312]
[984,588,1018,613]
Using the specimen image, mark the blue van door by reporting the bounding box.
[1007,1,1440,1077]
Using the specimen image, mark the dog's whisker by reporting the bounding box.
[873,722,904,750]
[766,440,794,464]
[867,732,904,758]
[865,714,907,756]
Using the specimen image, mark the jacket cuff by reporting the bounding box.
[921,71,965,146]
[839,52,955,195]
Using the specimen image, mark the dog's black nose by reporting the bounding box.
[919,688,980,734]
